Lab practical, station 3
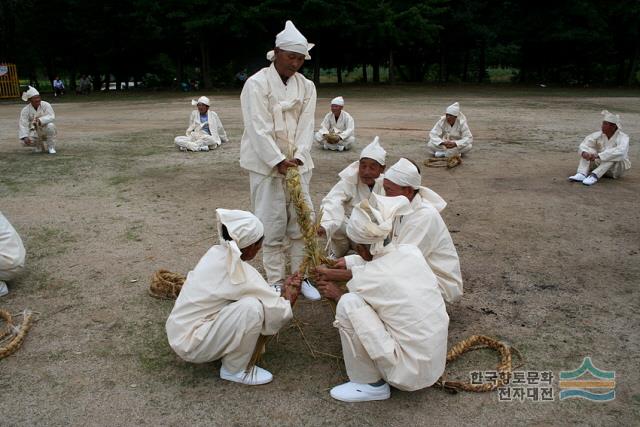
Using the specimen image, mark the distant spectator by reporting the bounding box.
[77,75,92,95]
[52,77,65,97]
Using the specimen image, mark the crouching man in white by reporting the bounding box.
[427,102,472,158]
[0,212,26,297]
[166,209,301,385]
[315,195,449,402]
[18,86,58,154]
[319,136,386,258]
[314,96,355,151]
[174,96,229,152]
[568,110,631,186]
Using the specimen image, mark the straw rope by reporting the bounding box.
[436,334,520,393]
[0,309,34,359]
[424,154,462,169]
[149,269,185,299]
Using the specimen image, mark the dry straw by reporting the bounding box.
[424,154,462,169]
[149,269,185,299]
[0,309,34,359]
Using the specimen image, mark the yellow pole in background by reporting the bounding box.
[0,63,21,98]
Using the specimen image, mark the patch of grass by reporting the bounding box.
[26,226,77,259]
[125,223,144,242]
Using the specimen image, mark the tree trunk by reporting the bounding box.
[312,47,320,84]
[200,41,212,89]
[104,73,110,91]
[389,48,395,84]
[362,62,367,83]
[462,48,470,82]
[439,40,446,83]
[626,43,639,85]
[337,63,342,84]
[373,57,380,83]
[477,38,487,83]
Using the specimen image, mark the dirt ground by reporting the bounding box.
[1,86,638,426]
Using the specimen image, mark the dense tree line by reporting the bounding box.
[0,0,638,89]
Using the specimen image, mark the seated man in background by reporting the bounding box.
[315,194,449,402]
[319,136,386,258]
[314,96,355,151]
[568,110,631,186]
[427,102,473,158]
[18,86,58,154]
[0,212,26,297]
[52,77,65,97]
[174,96,229,152]
[166,209,300,385]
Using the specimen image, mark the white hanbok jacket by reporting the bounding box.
[166,245,293,363]
[185,110,228,145]
[579,130,631,170]
[344,243,449,390]
[391,191,463,303]
[240,63,317,176]
[428,113,473,151]
[320,161,384,236]
[18,101,55,139]
[317,111,355,141]
[0,212,26,274]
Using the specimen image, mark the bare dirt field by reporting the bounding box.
[1,86,639,426]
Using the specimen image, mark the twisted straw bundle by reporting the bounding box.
[149,269,185,299]
[0,309,34,359]
[424,154,462,169]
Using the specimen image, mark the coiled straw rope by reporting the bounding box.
[149,269,185,299]
[424,154,462,169]
[436,334,521,393]
[0,309,34,359]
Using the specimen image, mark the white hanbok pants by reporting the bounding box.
[427,143,472,157]
[577,157,626,179]
[314,133,355,151]
[249,170,314,284]
[22,123,57,151]
[174,135,220,151]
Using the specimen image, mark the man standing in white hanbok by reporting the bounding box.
[427,102,473,158]
[316,195,449,402]
[18,86,58,154]
[174,96,229,152]
[166,209,301,385]
[568,110,631,186]
[319,136,386,257]
[239,20,320,300]
[314,96,355,151]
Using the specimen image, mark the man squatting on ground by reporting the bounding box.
[0,212,26,297]
[166,209,301,385]
[314,96,355,151]
[427,102,473,158]
[319,136,387,258]
[18,86,58,154]
[568,110,631,186]
[314,194,449,402]
[174,96,229,152]
[320,158,463,304]
[239,20,321,301]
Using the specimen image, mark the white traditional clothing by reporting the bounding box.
[314,110,355,151]
[166,210,292,373]
[0,212,26,282]
[18,99,57,152]
[575,117,631,179]
[427,103,473,157]
[174,109,228,152]
[320,138,386,256]
[335,196,449,391]
[240,57,317,284]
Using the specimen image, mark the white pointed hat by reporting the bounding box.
[267,20,314,61]
[21,86,39,102]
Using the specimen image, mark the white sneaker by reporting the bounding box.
[48,147,56,154]
[323,143,329,150]
[330,381,391,402]
[582,174,598,186]
[0,281,8,297]
[220,365,273,385]
[435,151,446,158]
[337,145,345,152]
[568,172,586,182]
[178,146,187,151]
[199,145,210,152]
[301,279,321,301]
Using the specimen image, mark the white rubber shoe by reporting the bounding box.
[582,174,598,186]
[568,172,586,182]
[301,279,321,301]
[48,147,56,154]
[330,381,391,402]
[270,280,283,294]
[220,365,273,385]
[0,281,8,297]
[199,145,210,152]
[435,151,446,158]
[337,145,345,152]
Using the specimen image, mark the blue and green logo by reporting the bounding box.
[559,357,615,401]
